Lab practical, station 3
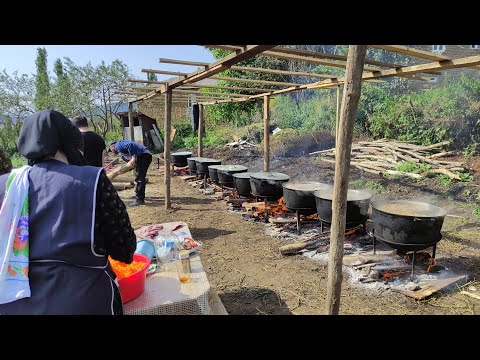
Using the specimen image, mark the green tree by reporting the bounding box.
[34,47,51,111]
[52,58,75,116]
[0,69,35,156]
[147,72,158,82]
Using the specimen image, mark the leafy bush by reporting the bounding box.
[11,153,26,168]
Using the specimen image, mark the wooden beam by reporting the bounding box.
[198,104,204,157]
[137,45,276,102]
[128,79,168,84]
[271,46,442,75]
[156,58,339,79]
[372,45,480,70]
[159,58,208,67]
[128,101,135,142]
[335,85,341,141]
[173,89,252,97]
[326,45,367,315]
[164,90,172,210]
[263,95,270,172]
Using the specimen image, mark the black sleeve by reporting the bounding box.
[94,170,136,263]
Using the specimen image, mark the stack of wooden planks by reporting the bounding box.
[310,139,466,180]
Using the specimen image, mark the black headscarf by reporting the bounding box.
[17,109,88,166]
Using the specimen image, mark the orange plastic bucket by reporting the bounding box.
[117,253,151,304]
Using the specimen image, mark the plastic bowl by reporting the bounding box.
[117,253,151,304]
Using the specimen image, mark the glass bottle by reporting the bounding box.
[154,229,180,266]
[176,251,191,283]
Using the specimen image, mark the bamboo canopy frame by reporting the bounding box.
[112,45,480,314]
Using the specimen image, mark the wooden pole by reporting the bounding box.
[335,85,341,142]
[263,95,270,172]
[326,45,367,315]
[198,104,204,157]
[164,89,172,210]
[128,101,135,142]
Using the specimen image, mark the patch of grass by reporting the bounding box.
[474,207,480,217]
[457,172,474,182]
[464,189,472,197]
[350,179,386,194]
[437,174,453,188]
[395,161,431,174]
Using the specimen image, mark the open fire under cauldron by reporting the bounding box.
[314,189,371,233]
[282,181,332,234]
[233,172,254,197]
[249,172,290,201]
[371,199,446,255]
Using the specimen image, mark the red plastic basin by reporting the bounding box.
[117,253,151,304]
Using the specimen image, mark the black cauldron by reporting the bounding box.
[216,165,248,186]
[371,200,446,248]
[170,152,192,167]
[282,181,332,210]
[249,172,290,200]
[208,165,223,183]
[187,157,201,173]
[314,189,371,226]
[195,157,222,176]
[233,172,254,197]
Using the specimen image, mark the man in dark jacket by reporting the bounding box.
[109,140,152,207]
[72,116,106,167]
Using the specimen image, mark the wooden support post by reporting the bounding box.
[335,85,340,142]
[128,101,135,142]
[263,95,270,172]
[198,104,204,157]
[164,89,172,210]
[326,45,367,315]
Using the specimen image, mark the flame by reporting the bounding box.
[255,196,289,218]
[381,270,404,279]
[425,257,437,272]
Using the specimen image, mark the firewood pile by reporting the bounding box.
[310,139,467,180]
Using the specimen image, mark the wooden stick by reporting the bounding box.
[164,89,172,210]
[264,95,270,172]
[198,104,204,157]
[128,102,135,142]
[428,168,462,180]
[106,163,135,181]
[383,170,423,179]
[427,150,457,159]
[460,291,480,300]
[326,45,367,316]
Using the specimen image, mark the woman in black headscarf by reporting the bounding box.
[0,109,136,315]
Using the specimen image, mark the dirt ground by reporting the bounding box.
[121,148,480,315]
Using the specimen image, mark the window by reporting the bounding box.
[471,45,480,49]
[432,45,445,52]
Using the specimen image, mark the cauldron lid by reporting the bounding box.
[249,172,290,181]
[171,151,192,156]
[208,164,224,170]
[194,157,222,163]
[314,188,371,201]
[283,181,331,192]
[187,157,202,161]
[372,200,447,217]
[233,172,254,179]
[216,165,248,173]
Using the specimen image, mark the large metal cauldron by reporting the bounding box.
[314,189,371,225]
[170,152,192,167]
[233,172,253,196]
[195,158,222,176]
[187,157,201,173]
[282,182,332,210]
[371,200,446,248]
[217,165,248,186]
[249,172,290,200]
[208,165,223,183]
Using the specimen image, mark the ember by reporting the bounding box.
[255,196,289,219]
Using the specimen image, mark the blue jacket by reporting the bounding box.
[114,140,147,157]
